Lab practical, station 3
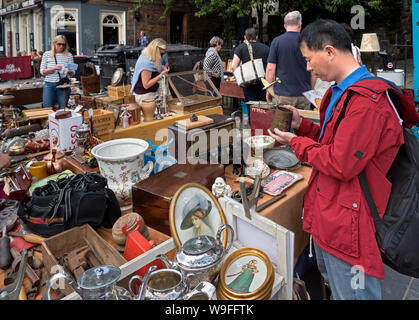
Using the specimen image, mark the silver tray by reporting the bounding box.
[263,146,300,170]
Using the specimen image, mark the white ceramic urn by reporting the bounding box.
[91,138,153,210]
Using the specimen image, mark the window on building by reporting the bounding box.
[102,14,120,45]
[56,13,77,54]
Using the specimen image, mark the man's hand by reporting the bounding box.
[267,128,296,145]
[280,105,303,130]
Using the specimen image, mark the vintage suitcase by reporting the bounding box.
[132,163,225,235]
[168,113,235,163]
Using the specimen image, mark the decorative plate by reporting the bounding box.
[111,67,125,86]
[263,147,300,170]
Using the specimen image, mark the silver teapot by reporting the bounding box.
[157,224,234,289]
[128,266,189,300]
[45,265,131,300]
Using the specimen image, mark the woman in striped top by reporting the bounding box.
[203,36,224,91]
[40,35,75,109]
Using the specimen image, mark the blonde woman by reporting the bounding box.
[130,38,170,105]
[40,35,75,109]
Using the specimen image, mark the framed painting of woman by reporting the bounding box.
[217,247,274,300]
[169,182,227,247]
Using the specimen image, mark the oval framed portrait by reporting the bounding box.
[169,183,228,248]
[216,247,274,300]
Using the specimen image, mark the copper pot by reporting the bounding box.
[44,149,65,175]
[126,103,141,125]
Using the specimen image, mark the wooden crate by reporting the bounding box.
[80,108,114,137]
[62,226,176,300]
[41,224,127,296]
[107,85,131,99]
[95,96,124,109]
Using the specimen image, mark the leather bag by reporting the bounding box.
[17,173,121,237]
[233,42,265,88]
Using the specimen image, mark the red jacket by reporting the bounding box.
[290,79,418,279]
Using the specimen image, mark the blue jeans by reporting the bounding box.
[313,241,382,300]
[43,81,70,109]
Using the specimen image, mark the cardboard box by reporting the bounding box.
[48,110,82,153]
[41,224,127,296]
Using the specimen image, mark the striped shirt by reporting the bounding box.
[203,47,224,80]
[40,51,74,83]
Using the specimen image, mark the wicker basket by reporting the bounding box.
[107,85,132,99]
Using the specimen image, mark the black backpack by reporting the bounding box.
[338,79,419,278]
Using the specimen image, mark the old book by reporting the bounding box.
[175,115,214,130]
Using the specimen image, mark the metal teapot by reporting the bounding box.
[128,265,189,300]
[157,224,234,289]
[45,265,131,300]
[75,109,91,156]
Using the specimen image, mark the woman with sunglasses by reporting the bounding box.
[40,35,75,109]
[130,38,170,105]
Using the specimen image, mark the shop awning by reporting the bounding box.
[0,3,43,17]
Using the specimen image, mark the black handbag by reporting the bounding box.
[18,173,121,237]
[54,55,70,86]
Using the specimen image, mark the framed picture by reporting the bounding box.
[169,182,227,247]
[216,247,274,300]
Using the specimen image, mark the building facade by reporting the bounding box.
[0,0,223,57]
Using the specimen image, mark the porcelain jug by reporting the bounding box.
[91,138,153,210]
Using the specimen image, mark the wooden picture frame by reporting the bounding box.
[218,196,295,300]
[217,247,274,300]
[169,182,228,248]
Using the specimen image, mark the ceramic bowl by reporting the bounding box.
[244,135,275,158]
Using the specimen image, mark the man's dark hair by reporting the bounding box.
[245,28,257,41]
[298,19,352,53]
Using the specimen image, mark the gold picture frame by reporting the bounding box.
[216,247,274,300]
[169,182,228,248]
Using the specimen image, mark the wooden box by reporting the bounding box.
[132,163,225,235]
[80,108,114,137]
[107,84,131,99]
[41,224,127,296]
[95,96,124,108]
[168,113,235,163]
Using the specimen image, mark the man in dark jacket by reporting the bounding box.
[231,28,270,102]
[268,19,418,299]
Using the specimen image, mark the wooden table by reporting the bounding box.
[98,105,224,145]
[225,164,311,265]
[5,86,44,107]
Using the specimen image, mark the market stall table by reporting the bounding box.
[224,164,311,265]
[3,86,44,107]
[98,105,224,145]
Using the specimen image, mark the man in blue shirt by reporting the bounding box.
[266,11,315,109]
[139,31,149,47]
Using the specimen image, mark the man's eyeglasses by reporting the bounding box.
[56,43,66,46]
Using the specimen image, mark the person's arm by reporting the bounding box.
[231,54,241,72]
[67,54,75,77]
[141,66,170,90]
[265,62,276,102]
[40,53,62,75]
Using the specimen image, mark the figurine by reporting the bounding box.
[120,107,131,129]
[212,177,232,199]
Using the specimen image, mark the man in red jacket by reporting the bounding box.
[268,19,418,299]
